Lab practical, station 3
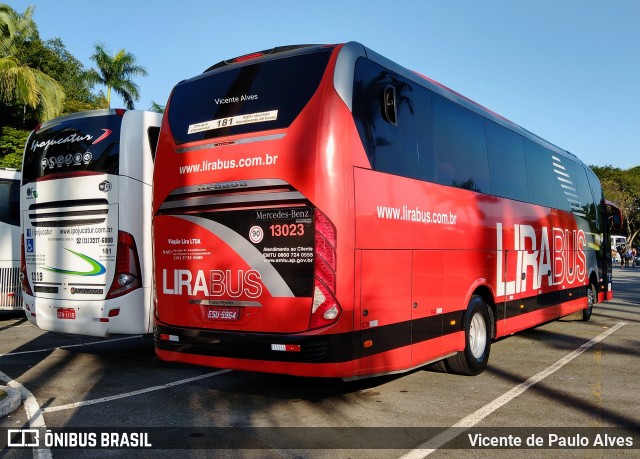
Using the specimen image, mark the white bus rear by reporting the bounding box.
[20,109,161,336]
[0,168,21,311]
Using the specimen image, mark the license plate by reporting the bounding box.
[205,306,239,321]
[57,308,76,320]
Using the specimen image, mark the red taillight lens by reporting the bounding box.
[309,210,341,330]
[233,52,264,63]
[106,231,142,299]
[20,235,33,296]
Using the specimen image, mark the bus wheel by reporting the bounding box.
[581,284,596,322]
[446,296,491,376]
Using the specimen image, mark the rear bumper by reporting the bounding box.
[154,321,356,377]
[22,288,151,337]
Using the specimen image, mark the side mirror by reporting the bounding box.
[382,85,397,125]
[605,200,623,232]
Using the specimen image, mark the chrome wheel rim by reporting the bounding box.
[469,312,487,359]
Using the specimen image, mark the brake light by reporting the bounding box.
[106,231,142,299]
[309,209,341,329]
[233,52,264,63]
[20,235,33,296]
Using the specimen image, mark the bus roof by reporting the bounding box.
[0,168,21,180]
[190,41,584,169]
[35,109,126,133]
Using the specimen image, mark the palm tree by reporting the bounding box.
[0,4,64,121]
[87,44,147,109]
[149,100,165,113]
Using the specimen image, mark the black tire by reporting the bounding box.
[581,283,595,321]
[446,295,492,376]
[427,359,449,373]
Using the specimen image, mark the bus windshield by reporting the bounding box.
[22,114,123,185]
[167,47,333,145]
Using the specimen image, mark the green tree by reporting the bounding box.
[0,126,29,168]
[0,4,64,121]
[87,44,147,109]
[592,165,640,247]
[17,36,103,114]
[149,100,165,113]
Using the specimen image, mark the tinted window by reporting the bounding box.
[352,58,436,181]
[486,120,528,202]
[558,159,593,221]
[167,49,332,145]
[432,95,490,192]
[524,140,554,208]
[585,167,603,231]
[22,114,122,185]
[524,141,582,211]
[0,179,20,226]
[147,126,160,161]
[354,59,494,192]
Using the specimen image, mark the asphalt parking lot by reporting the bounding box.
[1,266,639,458]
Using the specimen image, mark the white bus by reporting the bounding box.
[20,109,162,336]
[611,235,627,249]
[0,168,21,311]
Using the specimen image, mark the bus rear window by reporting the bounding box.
[167,48,332,145]
[22,114,122,185]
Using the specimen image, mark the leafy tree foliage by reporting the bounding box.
[149,100,165,113]
[0,4,147,169]
[0,4,64,122]
[0,126,29,168]
[591,165,640,247]
[87,44,147,109]
[17,37,103,112]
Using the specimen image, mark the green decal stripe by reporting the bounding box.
[42,249,107,276]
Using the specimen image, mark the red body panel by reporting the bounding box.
[153,44,605,378]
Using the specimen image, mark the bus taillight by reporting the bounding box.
[106,231,142,299]
[19,235,33,296]
[309,209,341,329]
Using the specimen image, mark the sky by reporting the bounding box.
[8,0,640,169]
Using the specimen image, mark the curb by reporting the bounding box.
[0,385,22,417]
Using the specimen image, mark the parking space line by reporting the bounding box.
[0,335,142,357]
[398,321,627,459]
[0,370,52,459]
[43,369,231,413]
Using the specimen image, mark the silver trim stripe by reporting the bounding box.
[159,191,304,211]
[176,134,286,154]
[169,178,289,197]
[28,202,110,227]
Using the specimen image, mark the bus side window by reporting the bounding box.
[524,140,561,209]
[148,127,160,161]
[485,119,528,202]
[586,167,604,231]
[432,94,490,193]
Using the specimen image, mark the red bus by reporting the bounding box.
[152,42,618,378]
